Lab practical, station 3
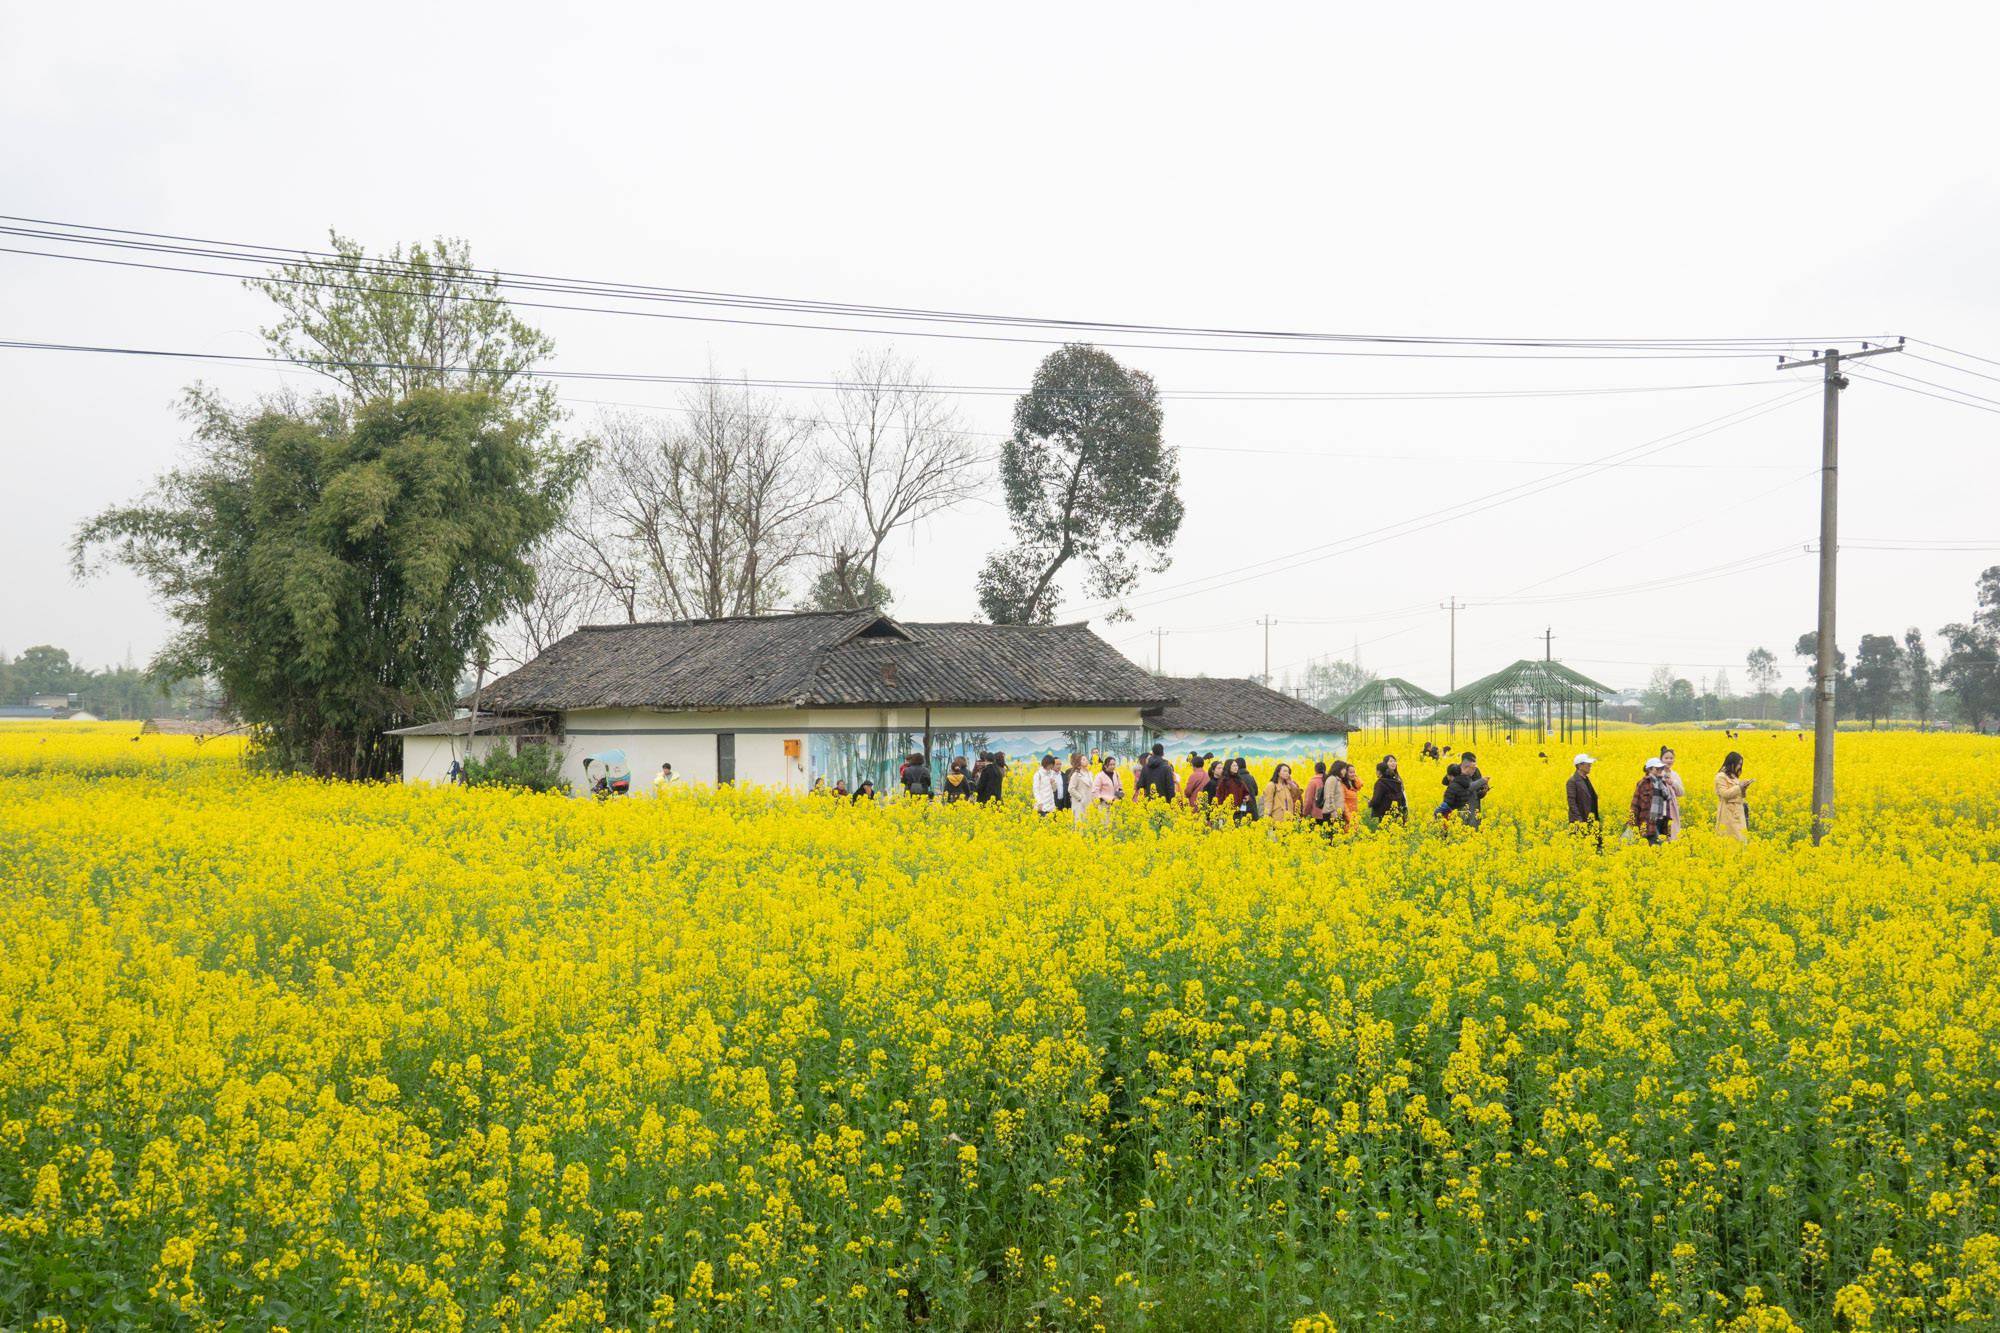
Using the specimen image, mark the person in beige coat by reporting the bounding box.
[1714,751,1752,842]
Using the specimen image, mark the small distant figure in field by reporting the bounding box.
[1630,758,1674,845]
[1033,754,1064,816]
[975,751,1007,804]
[1436,752,1489,829]
[655,761,677,791]
[1421,739,1442,762]
[1265,762,1304,823]
[1303,762,1328,823]
[446,757,464,784]
[941,757,974,802]
[1369,755,1408,824]
[851,779,876,803]
[1715,751,1753,842]
[1658,747,1686,839]
[899,751,933,799]
[832,778,850,798]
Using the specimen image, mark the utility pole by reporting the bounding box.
[1440,597,1461,691]
[1776,339,1902,844]
[1541,626,1554,741]
[1154,627,1166,674]
[1258,616,1274,685]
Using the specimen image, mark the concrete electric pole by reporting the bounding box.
[1776,339,1902,845]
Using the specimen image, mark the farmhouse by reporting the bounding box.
[1145,675,1351,761]
[395,609,1172,792]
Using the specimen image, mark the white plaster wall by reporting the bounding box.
[401,734,508,783]
[548,705,1145,796]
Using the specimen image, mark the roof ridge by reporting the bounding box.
[575,606,881,633]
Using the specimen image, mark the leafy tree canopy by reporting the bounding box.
[251,232,559,440]
[76,388,570,777]
[976,345,1182,624]
[806,562,893,612]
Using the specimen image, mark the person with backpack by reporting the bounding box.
[899,751,933,799]
[940,756,975,802]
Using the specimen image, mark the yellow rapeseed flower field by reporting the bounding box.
[4,720,2000,1330]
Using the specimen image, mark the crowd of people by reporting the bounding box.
[800,740,1757,843]
[1562,745,1753,844]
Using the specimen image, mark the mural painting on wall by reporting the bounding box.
[808,729,1146,791]
[1148,731,1349,762]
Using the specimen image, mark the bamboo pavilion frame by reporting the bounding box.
[1332,677,1447,740]
[1433,659,1612,744]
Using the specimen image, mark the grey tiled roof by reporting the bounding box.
[1145,676,1352,733]
[469,609,1173,712]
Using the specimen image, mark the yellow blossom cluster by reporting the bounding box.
[2,722,1999,1329]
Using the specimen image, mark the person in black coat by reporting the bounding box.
[1136,743,1177,800]
[1368,755,1408,823]
[974,750,1007,803]
[1565,754,1599,825]
[899,751,933,799]
[940,756,975,802]
[1436,753,1490,828]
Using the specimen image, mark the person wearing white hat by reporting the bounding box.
[1629,757,1671,844]
[1565,753,1600,846]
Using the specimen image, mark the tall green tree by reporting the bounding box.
[76,388,570,777]
[251,232,559,441]
[1851,633,1905,728]
[8,645,86,698]
[976,345,1182,624]
[1903,628,1933,730]
[1745,647,1779,719]
[1939,565,2000,731]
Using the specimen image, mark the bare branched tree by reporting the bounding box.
[814,350,984,609]
[582,381,830,621]
[505,530,620,658]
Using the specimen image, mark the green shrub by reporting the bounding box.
[463,742,569,793]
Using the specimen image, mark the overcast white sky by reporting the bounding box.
[5,1,1998,694]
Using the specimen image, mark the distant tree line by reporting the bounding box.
[1640,566,2000,729]
[0,645,210,720]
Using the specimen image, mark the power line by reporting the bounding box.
[0,214,1893,358]
[1911,339,2000,371]
[1062,387,1818,618]
[1846,369,2000,416]
[0,337,1798,411]
[1863,363,2000,409]
[1904,351,2000,386]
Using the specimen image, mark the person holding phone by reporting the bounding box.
[1715,751,1753,842]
